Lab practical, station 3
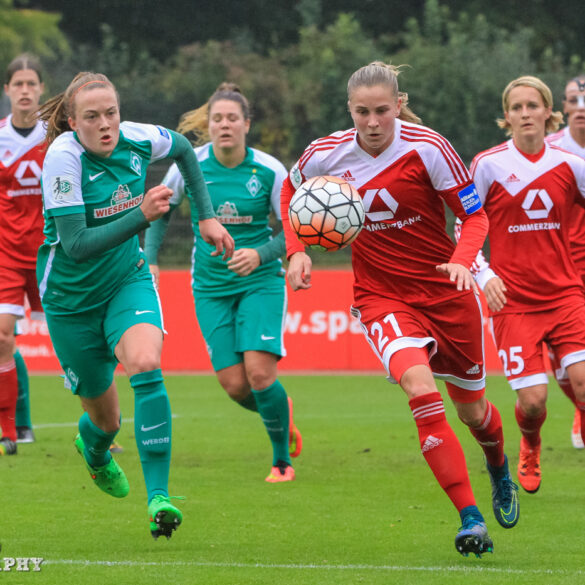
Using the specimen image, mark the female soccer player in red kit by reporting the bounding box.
[0,54,46,454]
[469,76,585,495]
[280,61,519,558]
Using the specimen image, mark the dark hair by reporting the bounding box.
[37,72,118,145]
[177,82,250,144]
[5,53,43,84]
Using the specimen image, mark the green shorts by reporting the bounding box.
[195,281,287,371]
[46,270,163,398]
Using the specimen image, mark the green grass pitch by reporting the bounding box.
[2,373,584,584]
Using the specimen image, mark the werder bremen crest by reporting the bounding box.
[246,173,262,197]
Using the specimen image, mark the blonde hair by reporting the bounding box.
[37,72,118,145]
[347,61,421,125]
[496,75,563,135]
[177,82,250,144]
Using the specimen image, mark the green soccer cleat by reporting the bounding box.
[148,495,183,540]
[74,434,129,498]
[486,455,519,529]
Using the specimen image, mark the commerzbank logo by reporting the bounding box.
[14,160,42,187]
[522,188,553,219]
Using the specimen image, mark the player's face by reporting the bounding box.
[69,87,120,158]
[208,99,250,152]
[4,69,43,120]
[348,84,402,157]
[504,86,551,143]
[563,81,585,132]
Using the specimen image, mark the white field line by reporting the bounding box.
[42,559,585,576]
[32,414,179,429]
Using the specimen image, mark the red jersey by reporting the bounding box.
[281,120,488,307]
[0,114,46,269]
[471,139,585,313]
[546,127,585,275]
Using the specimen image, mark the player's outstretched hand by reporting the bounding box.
[227,248,260,276]
[199,218,235,260]
[288,251,312,291]
[483,276,507,312]
[141,185,172,222]
[436,262,478,294]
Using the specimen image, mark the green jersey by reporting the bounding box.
[38,122,178,314]
[163,143,288,296]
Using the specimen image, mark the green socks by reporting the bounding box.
[131,369,172,503]
[78,411,117,468]
[252,380,290,466]
[14,350,31,428]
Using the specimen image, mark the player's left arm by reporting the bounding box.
[167,130,234,260]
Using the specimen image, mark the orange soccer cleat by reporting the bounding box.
[517,437,541,493]
[265,462,295,483]
[288,397,303,458]
[571,409,584,449]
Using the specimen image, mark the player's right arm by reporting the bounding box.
[42,137,170,262]
[280,160,313,291]
[144,162,185,287]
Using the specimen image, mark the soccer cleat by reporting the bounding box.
[517,437,541,493]
[288,396,303,458]
[486,455,519,528]
[266,460,295,483]
[455,515,493,558]
[16,426,35,444]
[74,434,129,498]
[0,437,17,456]
[149,495,183,540]
[571,409,584,449]
[109,440,124,453]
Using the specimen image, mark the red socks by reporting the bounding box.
[409,391,476,512]
[0,359,18,441]
[468,401,505,468]
[515,401,546,448]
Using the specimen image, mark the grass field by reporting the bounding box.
[2,373,584,584]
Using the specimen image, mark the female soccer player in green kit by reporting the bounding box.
[146,83,303,482]
[37,72,234,539]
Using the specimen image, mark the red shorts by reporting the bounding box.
[0,265,43,318]
[491,301,585,390]
[351,291,485,391]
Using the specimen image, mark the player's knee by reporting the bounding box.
[223,382,251,402]
[518,398,545,418]
[126,353,160,376]
[246,370,276,392]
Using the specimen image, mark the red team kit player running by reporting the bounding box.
[469,76,585,494]
[0,54,46,455]
[280,61,519,558]
[545,75,585,450]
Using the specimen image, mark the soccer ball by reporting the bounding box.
[288,175,365,251]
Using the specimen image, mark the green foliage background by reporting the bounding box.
[2,0,583,265]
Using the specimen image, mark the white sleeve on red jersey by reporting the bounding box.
[453,217,498,289]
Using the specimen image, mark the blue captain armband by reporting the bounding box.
[458,183,482,214]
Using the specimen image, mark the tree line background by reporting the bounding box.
[3,0,585,264]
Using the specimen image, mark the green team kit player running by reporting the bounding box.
[37,72,234,538]
[146,83,302,482]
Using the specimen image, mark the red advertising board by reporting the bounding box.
[17,269,503,374]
